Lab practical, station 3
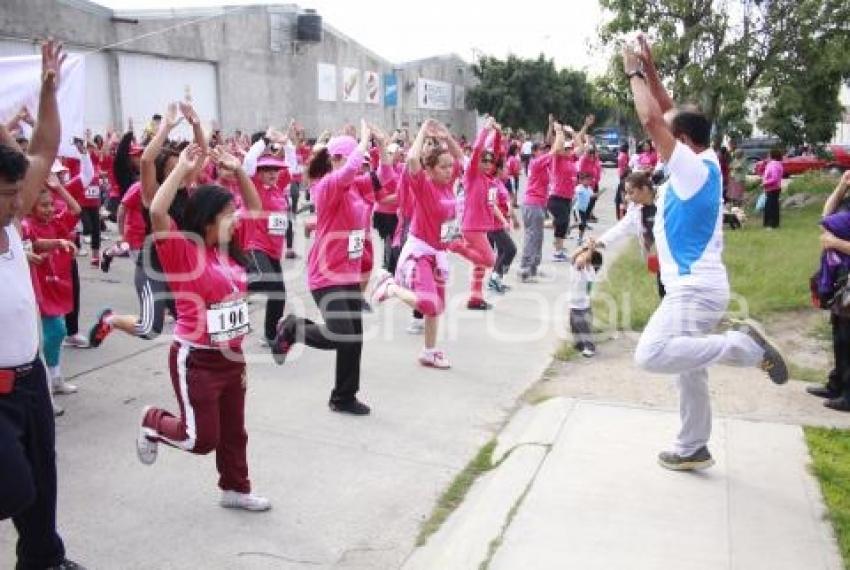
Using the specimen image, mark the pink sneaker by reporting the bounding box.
[370,270,395,305]
[419,349,451,369]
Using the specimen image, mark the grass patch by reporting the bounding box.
[789,361,829,384]
[594,204,824,330]
[788,172,841,195]
[554,342,579,362]
[416,440,497,546]
[805,427,850,569]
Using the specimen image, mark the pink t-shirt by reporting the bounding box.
[408,166,460,250]
[492,178,510,231]
[21,210,78,317]
[375,163,401,215]
[762,160,783,192]
[307,149,369,291]
[617,152,629,178]
[524,154,553,207]
[120,182,146,250]
[242,177,290,259]
[551,153,578,199]
[155,221,250,348]
[463,127,498,232]
[507,155,521,177]
[578,154,602,188]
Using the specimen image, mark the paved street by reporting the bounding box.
[0,169,621,569]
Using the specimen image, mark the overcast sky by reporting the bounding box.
[92,0,610,75]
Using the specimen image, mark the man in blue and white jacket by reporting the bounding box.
[620,34,789,471]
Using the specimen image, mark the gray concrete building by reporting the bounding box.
[0,0,478,138]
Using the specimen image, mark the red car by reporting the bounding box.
[754,144,850,176]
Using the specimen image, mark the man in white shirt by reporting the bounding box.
[0,40,85,569]
[613,34,789,471]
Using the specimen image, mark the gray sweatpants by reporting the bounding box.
[520,204,545,275]
[634,286,764,456]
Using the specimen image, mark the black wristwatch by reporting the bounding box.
[626,69,646,81]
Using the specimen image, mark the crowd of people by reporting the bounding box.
[0,35,808,569]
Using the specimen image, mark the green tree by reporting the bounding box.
[467,54,603,133]
[598,0,850,145]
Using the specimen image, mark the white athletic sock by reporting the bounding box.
[49,365,61,380]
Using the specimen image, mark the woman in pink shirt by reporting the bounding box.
[137,143,271,512]
[374,142,404,272]
[762,148,784,229]
[370,119,463,369]
[577,146,602,222]
[22,183,81,398]
[272,121,375,415]
[452,117,502,310]
[243,154,290,344]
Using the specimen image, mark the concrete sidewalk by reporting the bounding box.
[403,397,844,570]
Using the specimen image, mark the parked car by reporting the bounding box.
[736,136,782,167]
[593,127,626,164]
[754,145,850,176]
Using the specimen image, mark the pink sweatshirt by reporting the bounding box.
[307,149,369,291]
[524,153,553,207]
[22,210,78,317]
[762,160,783,192]
[578,154,602,188]
[463,127,497,232]
[409,165,460,250]
[242,177,291,260]
[375,163,402,215]
[551,153,578,199]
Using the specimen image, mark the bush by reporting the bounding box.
[787,171,840,195]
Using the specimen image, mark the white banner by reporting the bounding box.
[364,71,380,105]
[417,78,452,111]
[0,54,86,158]
[343,67,360,103]
[317,63,336,102]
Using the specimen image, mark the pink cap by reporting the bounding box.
[327,135,357,158]
[256,154,286,170]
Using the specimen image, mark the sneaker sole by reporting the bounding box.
[732,318,789,385]
[136,406,158,466]
[658,457,715,471]
[419,359,451,370]
[220,500,272,512]
[88,308,113,348]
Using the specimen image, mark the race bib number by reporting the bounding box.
[206,299,251,343]
[267,213,288,236]
[440,219,459,244]
[348,229,365,260]
[487,187,498,206]
[85,185,101,200]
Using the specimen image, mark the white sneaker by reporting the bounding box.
[419,348,451,369]
[136,406,158,466]
[220,490,272,512]
[52,377,78,395]
[406,319,425,335]
[63,334,90,348]
[370,270,394,305]
[581,346,596,358]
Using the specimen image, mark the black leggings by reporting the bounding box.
[763,191,780,228]
[373,212,399,271]
[133,261,176,340]
[287,182,300,250]
[64,259,80,336]
[292,285,363,404]
[547,196,572,239]
[246,249,286,341]
[80,207,101,251]
[488,229,517,277]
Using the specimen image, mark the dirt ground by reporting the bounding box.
[528,309,850,429]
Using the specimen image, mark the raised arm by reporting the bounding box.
[50,175,81,216]
[211,146,262,213]
[150,144,202,234]
[406,121,430,175]
[141,102,182,207]
[550,123,566,156]
[469,117,494,175]
[623,41,676,162]
[824,171,850,217]
[637,34,674,115]
[20,40,65,214]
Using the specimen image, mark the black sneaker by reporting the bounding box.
[731,318,789,385]
[271,315,297,365]
[329,399,371,416]
[48,560,87,570]
[824,397,850,413]
[658,446,715,471]
[807,384,842,399]
[100,250,113,273]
